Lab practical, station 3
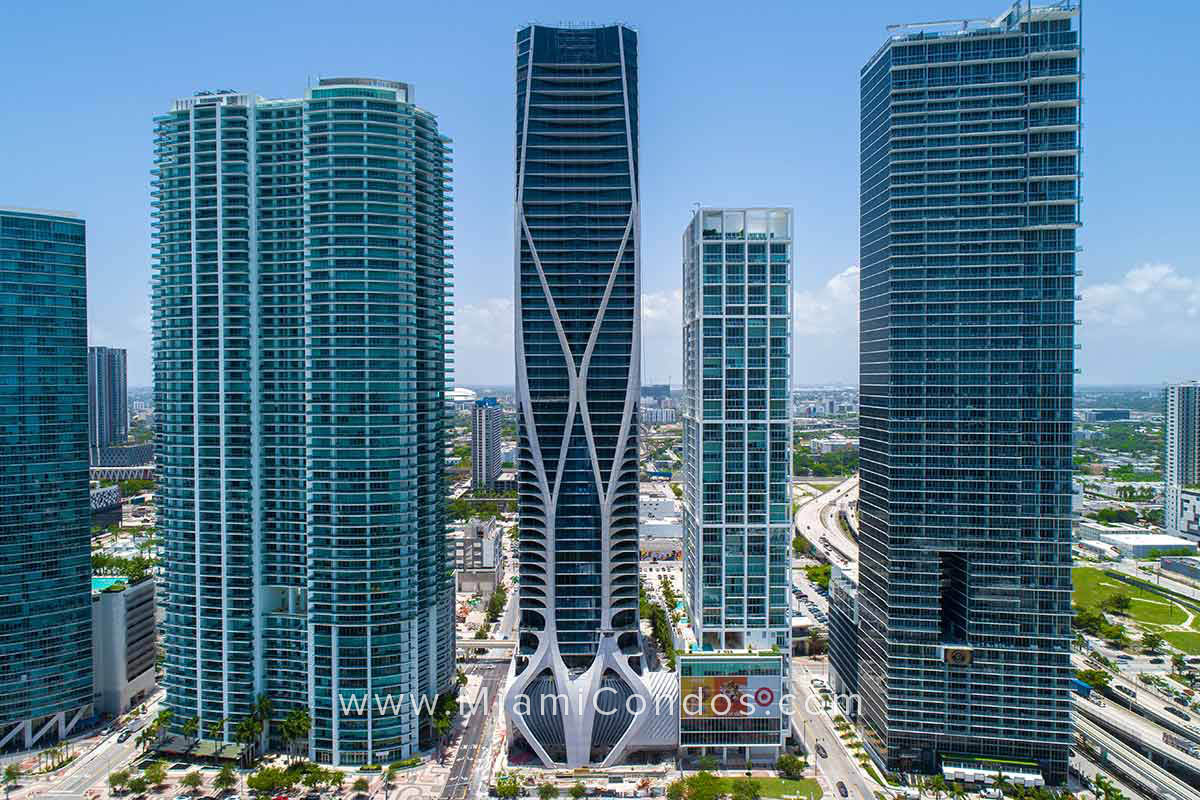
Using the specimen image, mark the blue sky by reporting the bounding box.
[2,1,1196,386]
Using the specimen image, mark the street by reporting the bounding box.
[791,658,876,800]
[439,661,506,800]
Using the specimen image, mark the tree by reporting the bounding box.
[254,693,273,752]
[207,716,226,742]
[775,754,806,780]
[180,771,203,799]
[182,716,199,749]
[538,784,559,800]
[352,777,370,797]
[4,765,23,800]
[127,777,148,797]
[1174,653,1189,674]
[214,764,238,795]
[1100,593,1132,615]
[992,771,1014,798]
[1142,632,1164,653]
[282,708,311,763]
[235,716,262,766]
[926,774,948,800]
[495,774,522,799]
[684,772,724,800]
[109,770,131,794]
[143,761,168,788]
[326,769,345,795]
[302,767,324,793]
[456,667,468,688]
[697,753,718,771]
[569,782,587,800]
[730,778,763,800]
[666,779,686,800]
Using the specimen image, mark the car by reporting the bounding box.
[837,782,848,798]
[1151,657,1165,664]
[1167,705,1192,721]
[815,743,828,758]
[117,730,133,743]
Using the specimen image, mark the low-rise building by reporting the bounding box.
[452,518,504,594]
[91,576,157,717]
[1078,539,1119,559]
[827,565,859,700]
[1096,532,1197,559]
[1169,487,1200,542]
[677,653,788,766]
[808,433,858,454]
[90,485,123,528]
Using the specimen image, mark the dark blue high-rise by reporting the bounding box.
[505,23,655,769]
[848,1,1080,785]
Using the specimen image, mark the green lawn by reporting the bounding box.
[1072,567,1188,625]
[713,776,823,799]
[1164,631,1200,655]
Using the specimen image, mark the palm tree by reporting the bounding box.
[948,782,968,800]
[352,777,370,798]
[926,774,948,800]
[214,764,238,796]
[234,716,261,767]
[4,764,23,800]
[207,716,226,743]
[992,771,1014,798]
[182,716,199,751]
[253,694,272,752]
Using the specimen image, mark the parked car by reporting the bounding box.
[1151,657,1165,664]
[117,729,133,743]
[816,744,828,759]
[837,782,848,798]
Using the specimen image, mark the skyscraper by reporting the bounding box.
[678,208,793,765]
[471,397,502,490]
[152,79,454,765]
[846,2,1080,784]
[0,208,93,748]
[506,23,656,768]
[88,345,129,462]
[1164,381,1200,538]
[681,208,793,652]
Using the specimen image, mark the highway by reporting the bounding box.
[1075,715,1200,800]
[793,476,858,566]
[1073,695,1200,779]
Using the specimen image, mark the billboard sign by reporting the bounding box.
[680,674,782,719]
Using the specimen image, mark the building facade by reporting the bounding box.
[851,2,1080,783]
[1165,382,1200,536]
[153,79,454,765]
[452,518,504,594]
[0,208,94,749]
[681,208,793,655]
[92,577,157,716]
[506,23,657,768]
[88,345,129,462]
[471,397,502,490]
[677,653,787,765]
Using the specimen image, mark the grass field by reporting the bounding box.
[1164,631,1200,655]
[1072,567,1189,625]
[712,776,822,799]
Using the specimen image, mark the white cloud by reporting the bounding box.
[454,297,514,385]
[1080,263,1200,327]
[794,265,859,337]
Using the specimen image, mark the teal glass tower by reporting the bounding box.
[850,2,1080,784]
[0,208,93,749]
[152,79,454,765]
[681,208,793,654]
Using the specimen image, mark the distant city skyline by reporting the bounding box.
[2,2,1197,388]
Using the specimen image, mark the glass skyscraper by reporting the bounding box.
[152,79,454,765]
[0,208,93,749]
[505,23,655,768]
[850,2,1080,784]
[88,345,129,462]
[680,208,793,653]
